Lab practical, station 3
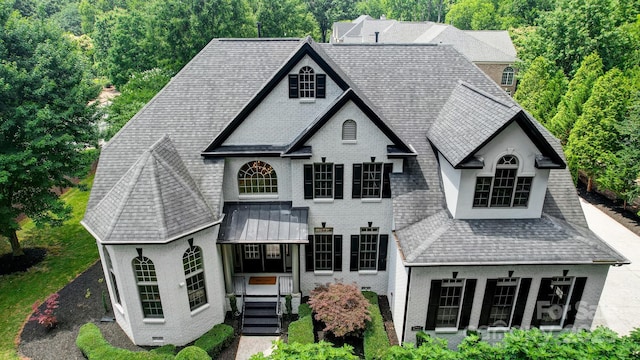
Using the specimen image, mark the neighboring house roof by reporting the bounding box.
[332,17,517,64]
[84,37,626,265]
[428,82,564,169]
[82,135,218,244]
[218,202,309,243]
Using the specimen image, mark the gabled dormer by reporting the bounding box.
[428,82,564,219]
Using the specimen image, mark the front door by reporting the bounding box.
[242,244,262,272]
[264,244,283,272]
[237,244,288,273]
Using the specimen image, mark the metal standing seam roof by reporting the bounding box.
[218,202,309,243]
[83,37,626,265]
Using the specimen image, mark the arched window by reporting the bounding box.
[299,66,315,98]
[133,256,163,318]
[342,120,357,141]
[501,67,514,86]
[473,155,532,208]
[103,247,121,305]
[183,245,207,311]
[238,161,278,194]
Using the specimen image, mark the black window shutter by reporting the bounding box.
[316,74,326,98]
[304,164,313,199]
[333,235,342,271]
[479,279,498,327]
[565,277,587,327]
[531,278,552,327]
[352,164,362,198]
[382,163,393,198]
[459,279,476,329]
[289,74,299,98]
[334,164,344,199]
[350,235,359,271]
[425,280,442,330]
[377,234,388,271]
[305,235,314,272]
[511,278,532,327]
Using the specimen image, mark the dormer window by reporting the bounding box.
[288,67,326,99]
[473,155,532,208]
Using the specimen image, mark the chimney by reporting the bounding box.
[257,22,262,38]
[375,31,379,43]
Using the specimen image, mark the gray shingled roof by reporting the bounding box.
[84,38,625,265]
[218,202,308,243]
[397,210,626,265]
[82,135,217,243]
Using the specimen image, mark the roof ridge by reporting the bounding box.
[149,154,168,240]
[457,81,517,109]
[405,210,453,262]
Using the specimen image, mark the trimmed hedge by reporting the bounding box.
[76,323,174,360]
[363,292,390,360]
[288,304,314,344]
[193,323,234,358]
[151,344,177,355]
[175,346,211,360]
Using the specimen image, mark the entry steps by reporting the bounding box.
[242,300,280,335]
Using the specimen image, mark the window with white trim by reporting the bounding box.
[342,120,357,141]
[238,161,277,194]
[359,227,378,270]
[314,163,333,198]
[538,277,573,327]
[501,67,514,86]
[133,256,163,318]
[488,278,518,326]
[314,227,333,271]
[473,155,533,208]
[104,247,121,305]
[183,245,207,311]
[362,163,383,198]
[299,66,315,98]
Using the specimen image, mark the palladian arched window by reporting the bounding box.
[473,155,532,208]
[238,161,278,194]
[501,67,514,86]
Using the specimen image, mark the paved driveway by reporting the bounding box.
[582,199,640,335]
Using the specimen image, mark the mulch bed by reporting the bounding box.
[0,248,47,275]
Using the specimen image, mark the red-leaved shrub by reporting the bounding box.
[30,293,60,329]
[308,282,371,337]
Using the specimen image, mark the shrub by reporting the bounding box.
[175,346,211,360]
[285,294,292,318]
[249,340,358,360]
[288,313,314,344]
[298,303,312,318]
[151,344,177,355]
[194,323,235,358]
[308,283,371,338]
[76,323,174,359]
[30,293,60,329]
[363,292,390,360]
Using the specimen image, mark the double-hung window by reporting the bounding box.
[304,163,343,199]
[183,246,207,311]
[305,228,342,272]
[133,256,163,318]
[288,67,326,99]
[426,278,477,330]
[501,67,515,86]
[531,276,587,329]
[352,163,393,199]
[349,227,388,272]
[473,155,533,208]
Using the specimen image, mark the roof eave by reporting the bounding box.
[403,259,629,267]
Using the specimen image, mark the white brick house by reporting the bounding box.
[82,37,626,346]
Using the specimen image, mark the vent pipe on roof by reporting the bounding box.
[257,22,262,38]
[375,31,379,43]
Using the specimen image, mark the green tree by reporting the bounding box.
[514,56,567,127]
[445,0,498,30]
[547,53,604,144]
[385,0,447,22]
[355,0,387,20]
[255,0,318,38]
[565,68,631,191]
[0,11,100,256]
[305,0,357,43]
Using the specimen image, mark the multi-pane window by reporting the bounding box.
[501,67,514,86]
[539,277,573,327]
[473,155,533,208]
[299,66,315,98]
[314,228,333,271]
[244,244,260,259]
[359,227,378,270]
[103,247,121,304]
[342,120,357,141]
[238,161,277,194]
[436,279,463,328]
[183,246,207,311]
[362,163,383,198]
[314,163,333,198]
[265,244,281,259]
[488,278,518,327]
[133,256,163,318]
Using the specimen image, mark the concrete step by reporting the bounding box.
[242,326,280,336]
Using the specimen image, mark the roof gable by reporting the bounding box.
[203,37,350,154]
[428,82,564,169]
[284,88,415,157]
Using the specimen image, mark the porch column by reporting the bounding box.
[292,244,300,293]
[222,245,234,293]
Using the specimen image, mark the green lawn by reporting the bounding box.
[0,176,98,359]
